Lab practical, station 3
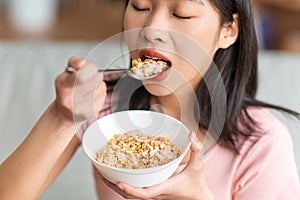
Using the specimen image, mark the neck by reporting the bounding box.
[150,84,199,133]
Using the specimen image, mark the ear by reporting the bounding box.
[218,14,239,49]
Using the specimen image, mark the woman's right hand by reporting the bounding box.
[53,56,107,124]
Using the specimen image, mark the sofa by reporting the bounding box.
[0,42,299,199]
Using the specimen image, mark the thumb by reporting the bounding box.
[185,131,203,172]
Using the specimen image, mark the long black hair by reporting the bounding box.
[196,0,300,153]
[120,0,299,153]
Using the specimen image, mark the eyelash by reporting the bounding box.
[172,13,192,20]
[132,4,150,11]
[132,3,192,20]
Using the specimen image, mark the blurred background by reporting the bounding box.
[254,0,300,53]
[0,0,126,41]
[0,0,299,53]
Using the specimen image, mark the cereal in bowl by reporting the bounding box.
[95,130,181,169]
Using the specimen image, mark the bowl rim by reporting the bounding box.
[82,110,191,173]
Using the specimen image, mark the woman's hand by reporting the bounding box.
[103,132,213,200]
[53,56,107,124]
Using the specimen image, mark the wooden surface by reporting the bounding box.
[0,0,126,41]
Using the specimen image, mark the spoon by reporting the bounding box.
[127,63,170,81]
[65,56,171,81]
[67,64,170,81]
[99,63,170,81]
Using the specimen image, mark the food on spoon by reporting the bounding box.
[96,130,181,169]
[130,57,169,78]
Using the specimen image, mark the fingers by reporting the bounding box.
[185,131,203,172]
[115,179,174,199]
[56,56,94,89]
[67,56,85,70]
[103,180,134,199]
[67,56,100,83]
[54,56,107,123]
[71,57,106,121]
[117,182,155,199]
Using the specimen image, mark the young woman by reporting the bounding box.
[0,0,299,199]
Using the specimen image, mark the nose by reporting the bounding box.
[142,27,169,43]
[140,12,169,43]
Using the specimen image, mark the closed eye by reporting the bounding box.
[132,4,150,11]
[172,13,192,20]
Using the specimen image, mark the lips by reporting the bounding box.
[138,50,172,67]
[148,66,171,81]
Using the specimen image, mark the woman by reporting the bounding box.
[0,0,299,199]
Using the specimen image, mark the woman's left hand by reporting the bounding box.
[103,132,213,200]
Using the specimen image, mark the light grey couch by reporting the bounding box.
[0,42,299,200]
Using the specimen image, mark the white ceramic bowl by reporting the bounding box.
[82,110,191,187]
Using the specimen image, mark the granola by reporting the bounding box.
[96,130,181,169]
[130,58,168,78]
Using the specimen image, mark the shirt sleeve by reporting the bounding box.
[233,125,300,200]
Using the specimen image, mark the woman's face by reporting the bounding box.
[123,0,228,96]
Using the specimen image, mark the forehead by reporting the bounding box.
[129,0,206,4]
[184,0,205,5]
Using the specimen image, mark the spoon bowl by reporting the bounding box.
[127,63,171,81]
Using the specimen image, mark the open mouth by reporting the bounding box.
[130,51,172,79]
[141,55,172,68]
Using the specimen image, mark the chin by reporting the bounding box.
[143,83,173,97]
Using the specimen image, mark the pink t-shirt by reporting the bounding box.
[78,73,300,200]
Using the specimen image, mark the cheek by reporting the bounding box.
[191,30,219,58]
[181,19,221,58]
[171,52,209,85]
[123,8,136,31]
[174,60,202,84]
[123,10,146,55]
[123,12,132,31]
[123,9,145,31]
